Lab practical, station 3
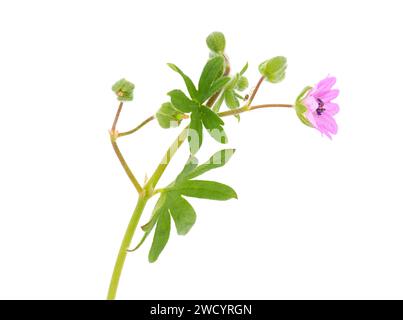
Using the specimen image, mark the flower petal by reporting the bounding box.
[324,102,339,115]
[305,110,317,128]
[318,89,339,102]
[316,114,338,135]
[316,77,336,92]
[303,95,318,112]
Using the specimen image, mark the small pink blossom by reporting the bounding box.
[303,77,339,139]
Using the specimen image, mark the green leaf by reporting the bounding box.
[186,149,235,180]
[132,194,165,252]
[226,74,240,91]
[128,232,149,253]
[259,56,287,83]
[189,108,203,155]
[171,180,237,201]
[168,193,197,235]
[224,89,240,109]
[155,102,183,129]
[201,106,224,129]
[207,126,228,144]
[148,208,171,263]
[167,90,198,113]
[176,155,199,182]
[240,62,249,75]
[198,56,225,102]
[206,31,226,53]
[201,106,227,144]
[167,63,199,101]
[212,92,225,112]
[205,76,231,99]
[142,193,168,232]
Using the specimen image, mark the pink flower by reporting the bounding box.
[303,77,339,139]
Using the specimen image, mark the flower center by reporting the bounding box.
[316,98,326,116]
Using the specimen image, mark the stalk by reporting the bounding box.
[107,195,148,300]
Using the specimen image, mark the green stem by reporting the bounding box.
[107,126,188,299]
[110,102,143,193]
[247,76,265,107]
[110,138,143,194]
[118,115,155,138]
[145,126,188,192]
[107,195,148,300]
[218,103,293,117]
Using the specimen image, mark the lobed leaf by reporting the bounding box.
[170,180,237,201]
[206,126,228,144]
[188,109,203,155]
[240,62,249,75]
[168,193,197,235]
[201,106,224,129]
[176,156,199,182]
[224,89,240,109]
[148,208,171,263]
[205,76,231,100]
[167,90,198,113]
[186,149,235,180]
[198,56,225,102]
[167,63,199,101]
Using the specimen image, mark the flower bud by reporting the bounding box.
[156,102,185,128]
[236,76,249,91]
[112,78,135,101]
[258,56,287,83]
[206,32,226,54]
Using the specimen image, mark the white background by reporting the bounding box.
[1,0,402,300]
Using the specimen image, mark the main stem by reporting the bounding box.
[107,126,188,299]
[107,195,148,300]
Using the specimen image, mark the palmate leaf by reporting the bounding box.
[128,193,168,253]
[205,76,231,100]
[167,63,199,102]
[212,92,225,112]
[240,62,248,75]
[168,193,197,235]
[201,106,224,128]
[206,127,228,144]
[148,208,171,263]
[145,192,198,262]
[224,89,240,109]
[198,56,225,103]
[176,156,199,182]
[189,109,203,155]
[201,106,228,144]
[169,180,237,201]
[167,90,198,113]
[185,149,235,180]
[135,149,237,263]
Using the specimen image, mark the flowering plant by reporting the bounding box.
[107,32,339,299]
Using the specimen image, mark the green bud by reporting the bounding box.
[206,32,226,54]
[258,56,287,83]
[236,76,249,91]
[156,102,184,129]
[112,78,135,101]
[294,86,313,127]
